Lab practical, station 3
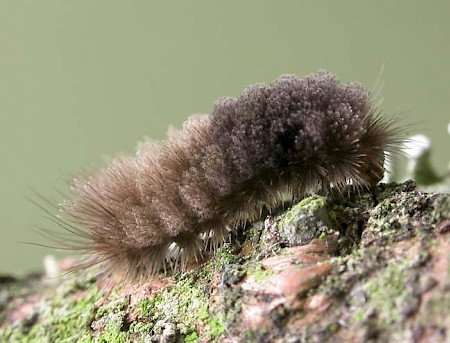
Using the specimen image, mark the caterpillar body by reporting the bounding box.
[60,71,401,280]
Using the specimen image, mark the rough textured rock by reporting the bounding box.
[1,180,449,342]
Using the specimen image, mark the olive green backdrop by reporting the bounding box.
[1,1,449,276]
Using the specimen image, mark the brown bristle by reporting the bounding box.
[57,71,403,281]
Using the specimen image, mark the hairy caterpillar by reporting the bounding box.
[57,71,401,280]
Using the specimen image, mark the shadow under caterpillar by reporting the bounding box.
[53,71,402,281]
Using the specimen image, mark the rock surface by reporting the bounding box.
[1,180,449,342]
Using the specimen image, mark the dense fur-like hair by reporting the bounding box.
[61,71,401,280]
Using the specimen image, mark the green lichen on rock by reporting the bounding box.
[0,271,102,343]
[93,293,130,343]
[349,259,413,325]
[363,190,436,246]
[136,274,225,341]
[277,194,340,247]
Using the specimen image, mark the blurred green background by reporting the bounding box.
[1,1,449,276]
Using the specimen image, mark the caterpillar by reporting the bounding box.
[58,71,401,280]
